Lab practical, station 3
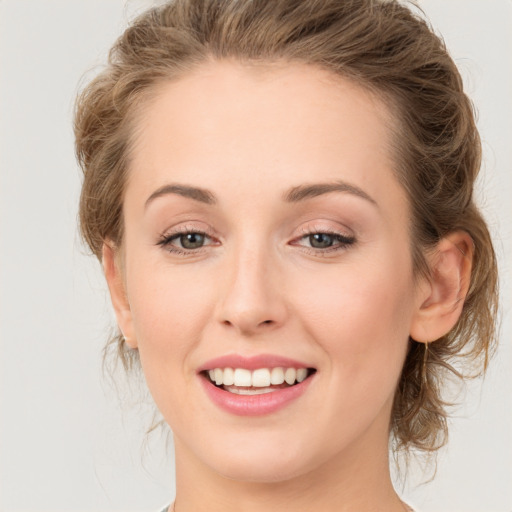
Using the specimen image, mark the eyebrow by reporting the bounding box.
[283,181,377,206]
[144,180,377,209]
[145,183,217,208]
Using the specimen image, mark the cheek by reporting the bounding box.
[126,262,216,370]
[291,253,415,388]
[285,259,415,448]
[124,264,221,427]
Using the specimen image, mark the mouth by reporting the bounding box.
[203,366,317,395]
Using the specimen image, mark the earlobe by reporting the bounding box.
[410,231,473,343]
[102,242,138,349]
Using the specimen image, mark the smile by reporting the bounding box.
[199,355,316,415]
[205,367,313,395]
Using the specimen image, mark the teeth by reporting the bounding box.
[233,368,252,387]
[252,368,271,387]
[270,367,285,385]
[226,386,276,395]
[206,366,310,388]
[223,367,234,386]
[284,368,296,385]
[296,368,308,382]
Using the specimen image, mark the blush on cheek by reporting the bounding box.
[296,262,412,374]
[130,271,217,361]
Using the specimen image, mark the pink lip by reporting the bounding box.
[197,353,316,416]
[197,353,313,372]
[200,373,314,416]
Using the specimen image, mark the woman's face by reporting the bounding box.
[109,62,428,482]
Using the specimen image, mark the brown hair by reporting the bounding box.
[75,0,498,457]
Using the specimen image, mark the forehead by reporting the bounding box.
[127,60,406,215]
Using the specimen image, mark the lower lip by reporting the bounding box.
[200,375,314,416]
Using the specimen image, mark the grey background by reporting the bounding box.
[1,1,511,511]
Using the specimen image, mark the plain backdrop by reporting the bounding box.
[1,1,511,511]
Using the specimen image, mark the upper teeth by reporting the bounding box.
[208,367,308,387]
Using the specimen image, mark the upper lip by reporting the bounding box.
[197,354,314,372]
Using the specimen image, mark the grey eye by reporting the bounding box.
[309,233,335,248]
[180,232,206,249]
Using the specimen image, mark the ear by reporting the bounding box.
[410,231,473,343]
[102,242,138,349]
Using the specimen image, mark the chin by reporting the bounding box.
[197,434,323,484]
[215,456,313,484]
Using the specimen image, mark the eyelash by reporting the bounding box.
[156,227,356,256]
[292,228,356,255]
[156,225,217,256]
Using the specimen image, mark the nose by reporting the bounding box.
[216,243,288,336]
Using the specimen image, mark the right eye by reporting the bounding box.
[307,232,338,249]
[174,232,208,249]
[157,229,215,254]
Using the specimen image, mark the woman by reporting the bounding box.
[74,1,498,511]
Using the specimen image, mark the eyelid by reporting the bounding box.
[155,221,356,257]
[292,230,355,245]
[289,224,356,254]
[156,223,219,254]
[296,221,355,240]
[158,222,216,240]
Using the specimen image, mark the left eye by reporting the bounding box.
[296,232,355,250]
[176,232,207,249]
[158,231,212,251]
[308,233,337,248]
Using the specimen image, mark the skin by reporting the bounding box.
[103,61,472,512]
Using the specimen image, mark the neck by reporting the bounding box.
[172,429,404,512]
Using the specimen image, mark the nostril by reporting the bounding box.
[220,312,281,334]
